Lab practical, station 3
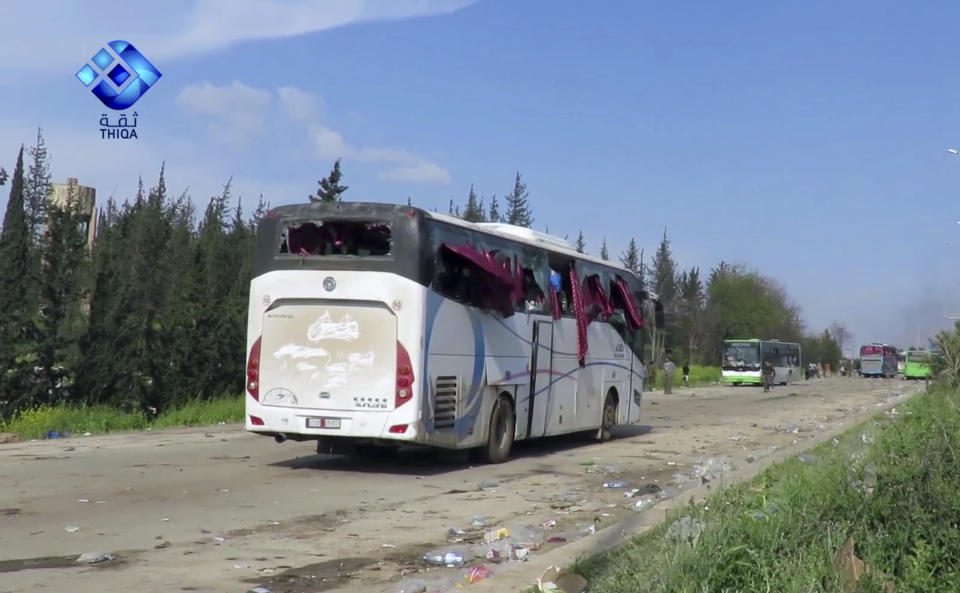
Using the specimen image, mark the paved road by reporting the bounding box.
[0,377,918,593]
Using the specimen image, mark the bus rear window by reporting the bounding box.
[279,220,391,257]
[861,345,882,355]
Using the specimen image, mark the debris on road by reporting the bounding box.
[538,566,588,593]
[693,458,735,483]
[64,526,80,533]
[77,551,114,564]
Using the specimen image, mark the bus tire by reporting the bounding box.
[480,395,514,464]
[598,391,618,442]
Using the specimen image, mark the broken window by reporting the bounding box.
[278,220,391,257]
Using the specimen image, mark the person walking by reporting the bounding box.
[762,360,775,392]
[682,363,690,387]
[663,357,676,394]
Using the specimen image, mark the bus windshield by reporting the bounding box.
[724,342,760,369]
[861,345,883,356]
[907,351,930,362]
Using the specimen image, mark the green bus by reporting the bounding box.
[722,339,801,386]
[903,349,933,380]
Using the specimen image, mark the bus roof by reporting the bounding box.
[724,338,799,344]
[265,201,641,279]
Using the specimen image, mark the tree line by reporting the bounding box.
[0,143,845,420]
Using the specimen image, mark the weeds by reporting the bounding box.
[578,386,960,592]
[0,395,244,440]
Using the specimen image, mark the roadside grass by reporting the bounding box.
[0,395,244,440]
[573,385,960,593]
[653,364,721,390]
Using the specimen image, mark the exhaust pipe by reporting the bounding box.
[275,433,286,443]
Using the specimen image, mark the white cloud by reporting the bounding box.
[176,81,272,143]
[277,85,450,183]
[0,0,477,73]
[380,161,451,183]
[278,86,321,123]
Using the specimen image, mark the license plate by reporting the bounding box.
[306,417,340,429]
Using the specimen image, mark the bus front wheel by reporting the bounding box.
[480,395,515,464]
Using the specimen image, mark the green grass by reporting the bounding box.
[0,396,244,440]
[653,364,721,390]
[573,385,960,593]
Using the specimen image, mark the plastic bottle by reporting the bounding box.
[422,551,466,567]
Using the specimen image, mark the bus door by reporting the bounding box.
[525,319,553,439]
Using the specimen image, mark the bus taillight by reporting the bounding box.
[247,337,262,401]
[396,341,414,408]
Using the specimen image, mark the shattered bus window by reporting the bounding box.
[278,220,391,257]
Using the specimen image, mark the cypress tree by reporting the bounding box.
[504,172,533,227]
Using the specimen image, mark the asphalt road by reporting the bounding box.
[0,377,918,593]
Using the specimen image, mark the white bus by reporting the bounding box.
[722,339,801,386]
[244,202,658,463]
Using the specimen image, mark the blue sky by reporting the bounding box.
[2,0,960,352]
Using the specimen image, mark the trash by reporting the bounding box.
[547,536,567,543]
[65,526,80,533]
[47,431,60,439]
[665,516,705,544]
[484,528,510,543]
[76,551,113,564]
[507,525,545,549]
[602,481,627,488]
[154,540,171,549]
[745,456,756,463]
[480,480,500,489]
[833,537,895,593]
[693,458,735,483]
[797,453,819,465]
[634,496,657,512]
[470,516,487,528]
[461,565,494,584]
[77,498,89,503]
[249,587,271,593]
[623,489,640,498]
[580,524,596,535]
[83,432,92,437]
[161,518,170,522]
[382,543,397,548]
[538,566,588,593]
[422,550,467,567]
[862,433,875,445]
[541,519,557,529]
[391,579,426,593]
[728,434,745,441]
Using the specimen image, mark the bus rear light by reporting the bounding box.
[247,337,262,401]
[396,341,414,408]
[249,415,264,426]
[389,424,408,434]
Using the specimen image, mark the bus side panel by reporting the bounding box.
[544,318,580,437]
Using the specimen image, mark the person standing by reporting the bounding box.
[682,363,690,387]
[763,360,775,392]
[663,357,676,394]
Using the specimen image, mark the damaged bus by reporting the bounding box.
[244,202,658,463]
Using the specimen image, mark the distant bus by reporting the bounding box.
[722,339,801,386]
[903,349,933,380]
[859,343,897,378]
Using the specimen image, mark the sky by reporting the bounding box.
[2,0,960,353]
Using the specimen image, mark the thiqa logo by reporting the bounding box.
[76,41,161,110]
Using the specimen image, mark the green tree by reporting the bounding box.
[462,184,486,222]
[652,228,678,306]
[676,267,704,363]
[0,147,33,418]
[620,238,642,280]
[600,237,609,260]
[33,192,90,406]
[575,230,586,254]
[504,171,533,227]
[701,263,802,365]
[311,158,348,202]
[932,321,960,386]
[488,195,501,222]
[24,127,51,240]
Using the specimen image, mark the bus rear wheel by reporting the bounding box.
[598,392,617,441]
[479,395,514,464]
